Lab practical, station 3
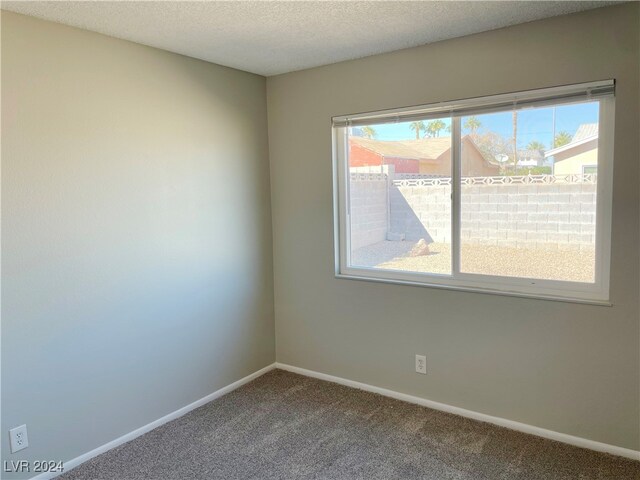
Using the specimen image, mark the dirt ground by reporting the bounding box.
[351,241,595,283]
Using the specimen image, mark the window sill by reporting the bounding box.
[335,272,612,307]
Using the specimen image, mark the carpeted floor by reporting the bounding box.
[60,369,639,480]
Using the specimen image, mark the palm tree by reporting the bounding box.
[361,126,377,139]
[464,116,481,134]
[511,111,518,174]
[527,140,546,151]
[409,121,425,140]
[554,131,572,147]
[425,119,446,138]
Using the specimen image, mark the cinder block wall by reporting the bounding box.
[349,179,389,250]
[390,185,451,243]
[389,183,596,249]
[461,183,596,249]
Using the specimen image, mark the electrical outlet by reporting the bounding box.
[9,425,28,453]
[415,354,427,374]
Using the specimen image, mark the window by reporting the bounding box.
[333,81,614,304]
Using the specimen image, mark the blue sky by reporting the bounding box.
[367,100,599,149]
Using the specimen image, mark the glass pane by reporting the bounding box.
[459,101,599,283]
[347,120,452,275]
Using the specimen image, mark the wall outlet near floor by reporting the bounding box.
[9,424,29,453]
[415,354,427,374]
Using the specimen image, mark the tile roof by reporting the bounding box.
[349,137,426,159]
[398,138,453,160]
[350,136,452,161]
[350,135,498,165]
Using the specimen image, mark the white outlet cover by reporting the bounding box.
[9,424,29,453]
[415,355,427,374]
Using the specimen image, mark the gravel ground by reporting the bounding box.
[352,241,595,282]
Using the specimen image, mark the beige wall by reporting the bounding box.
[416,141,498,176]
[1,11,274,476]
[461,138,500,176]
[553,140,599,175]
[267,3,639,451]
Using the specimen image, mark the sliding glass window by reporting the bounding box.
[333,81,614,304]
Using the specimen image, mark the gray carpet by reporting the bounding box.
[60,369,639,480]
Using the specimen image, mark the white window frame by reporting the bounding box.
[332,81,615,305]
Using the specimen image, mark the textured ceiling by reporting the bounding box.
[1,1,621,76]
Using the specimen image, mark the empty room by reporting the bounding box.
[1,1,639,479]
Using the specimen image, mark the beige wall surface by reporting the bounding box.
[1,11,274,476]
[553,141,599,175]
[267,4,639,450]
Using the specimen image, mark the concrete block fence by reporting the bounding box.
[350,175,597,251]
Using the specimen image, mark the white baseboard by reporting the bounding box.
[275,362,640,461]
[28,360,638,480]
[32,363,276,480]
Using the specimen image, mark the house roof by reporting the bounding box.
[544,123,598,158]
[397,138,454,160]
[349,137,425,160]
[350,136,494,164]
[518,149,544,160]
[572,123,598,142]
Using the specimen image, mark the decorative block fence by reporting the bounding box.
[350,173,597,251]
